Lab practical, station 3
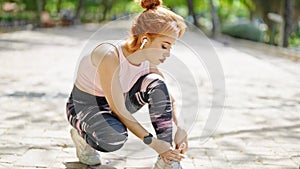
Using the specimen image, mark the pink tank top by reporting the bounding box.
[76,42,150,96]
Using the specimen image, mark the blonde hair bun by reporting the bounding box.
[140,0,162,10]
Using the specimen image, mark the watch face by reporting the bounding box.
[144,137,152,145]
[143,133,153,145]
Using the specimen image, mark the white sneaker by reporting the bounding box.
[70,128,101,165]
[153,156,183,169]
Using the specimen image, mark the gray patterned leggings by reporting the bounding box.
[66,73,173,152]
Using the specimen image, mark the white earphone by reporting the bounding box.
[140,38,148,49]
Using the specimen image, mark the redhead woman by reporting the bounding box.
[66,0,188,168]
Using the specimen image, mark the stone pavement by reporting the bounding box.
[0,21,299,169]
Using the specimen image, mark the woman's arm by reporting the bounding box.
[93,45,180,158]
[149,64,180,126]
[96,46,148,139]
[149,64,188,153]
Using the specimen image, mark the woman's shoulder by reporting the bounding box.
[92,41,119,57]
[91,42,120,66]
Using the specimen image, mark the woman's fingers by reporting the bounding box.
[160,149,183,164]
[167,150,183,161]
[179,153,187,159]
[168,154,181,161]
[171,149,180,154]
[162,157,172,165]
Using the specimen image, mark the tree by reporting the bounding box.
[240,0,255,21]
[101,0,115,21]
[74,0,84,24]
[186,0,199,27]
[252,0,299,46]
[35,0,46,26]
[252,0,282,45]
[57,0,62,13]
[283,0,294,47]
[23,0,38,11]
[209,0,220,37]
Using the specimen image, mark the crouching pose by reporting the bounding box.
[66,0,188,168]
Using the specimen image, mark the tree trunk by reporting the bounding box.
[209,0,220,37]
[41,0,46,11]
[101,0,114,21]
[102,5,109,21]
[243,2,254,22]
[252,0,281,45]
[35,0,45,26]
[283,0,294,47]
[186,0,199,27]
[57,0,62,13]
[74,0,84,24]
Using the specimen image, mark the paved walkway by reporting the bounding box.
[0,22,299,169]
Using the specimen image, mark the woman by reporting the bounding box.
[66,0,188,168]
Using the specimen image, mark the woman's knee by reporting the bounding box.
[141,73,167,92]
[87,129,128,152]
[85,113,128,152]
[89,132,128,152]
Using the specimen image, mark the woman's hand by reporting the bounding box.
[159,149,183,165]
[174,127,188,154]
[148,138,183,165]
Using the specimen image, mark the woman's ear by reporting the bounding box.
[139,34,151,49]
[140,38,148,49]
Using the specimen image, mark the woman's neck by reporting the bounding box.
[121,42,146,66]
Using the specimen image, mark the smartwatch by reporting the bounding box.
[143,133,153,145]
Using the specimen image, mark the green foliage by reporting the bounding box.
[0,13,13,21]
[194,0,209,12]
[0,11,36,21]
[22,0,37,11]
[60,0,77,11]
[164,0,186,7]
[222,23,265,42]
[110,0,142,15]
[164,0,186,13]
[289,28,300,47]
[0,0,296,47]
[1,0,22,3]
[174,7,188,17]
[218,0,251,24]
[289,35,300,47]
[46,0,79,16]
[125,1,143,13]
[240,0,255,11]
[45,0,58,15]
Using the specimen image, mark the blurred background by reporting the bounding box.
[0,0,299,49]
[0,1,299,168]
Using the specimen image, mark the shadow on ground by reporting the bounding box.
[64,161,117,169]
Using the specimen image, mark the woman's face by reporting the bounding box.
[144,35,176,65]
